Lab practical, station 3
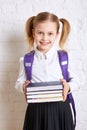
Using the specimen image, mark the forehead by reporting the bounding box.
[35,21,57,31]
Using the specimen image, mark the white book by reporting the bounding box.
[27,93,62,99]
[26,90,62,95]
[27,97,63,103]
[26,85,63,92]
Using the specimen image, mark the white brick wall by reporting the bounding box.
[0,0,87,130]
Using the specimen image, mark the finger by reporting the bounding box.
[23,80,30,91]
[24,82,28,86]
[63,95,67,102]
[25,80,30,85]
[63,91,67,102]
[23,85,27,102]
[60,78,64,82]
[23,85,27,94]
[23,80,30,102]
[62,87,68,102]
[60,78,66,81]
[24,92,27,102]
[60,79,66,85]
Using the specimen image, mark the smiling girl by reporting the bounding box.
[15,12,79,130]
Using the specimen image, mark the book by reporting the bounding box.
[26,81,63,103]
[27,85,62,92]
[27,93,62,99]
[26,90,62,95]
[27,97,63,103]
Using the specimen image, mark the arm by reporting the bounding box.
[67,52,80,92]
[15,57,26,92]
[60,52,80,101]
[60,70,80,101]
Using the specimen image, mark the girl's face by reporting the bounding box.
[33,20,58,53]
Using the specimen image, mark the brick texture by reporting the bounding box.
[0,0,87,130]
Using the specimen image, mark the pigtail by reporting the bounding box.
[25,16,35,50]
[59,18,70,50]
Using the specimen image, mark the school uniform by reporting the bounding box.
[15,46,79,130]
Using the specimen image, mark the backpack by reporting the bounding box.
[24,50,76,128]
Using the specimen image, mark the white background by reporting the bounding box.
[0,0,87,130]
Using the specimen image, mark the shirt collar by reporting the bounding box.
[35,46,57,59]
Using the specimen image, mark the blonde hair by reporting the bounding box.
[25,12,70,50]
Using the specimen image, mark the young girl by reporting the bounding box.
[15,12,79,130]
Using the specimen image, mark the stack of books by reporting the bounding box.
[26,81,63,103]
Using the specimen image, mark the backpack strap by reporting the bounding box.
[58,50,69,81]
[58,50,76,128]
[24,50,35,81]
[67,93,76,128]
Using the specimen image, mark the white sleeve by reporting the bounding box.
[67,52,80,92]
[15,57,26,92]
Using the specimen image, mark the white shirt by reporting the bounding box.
[15,46,80,92]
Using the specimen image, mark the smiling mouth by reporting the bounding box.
[40,42,50,45]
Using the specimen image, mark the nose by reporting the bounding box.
[42,34,48,41]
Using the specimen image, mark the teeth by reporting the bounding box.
[40,42,49,44]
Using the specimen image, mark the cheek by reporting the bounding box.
[34,34,41,40]
[34,36,41,44]
[51,36,57,42]
[35,37,40,42]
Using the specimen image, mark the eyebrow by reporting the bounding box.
[37,30,55,33]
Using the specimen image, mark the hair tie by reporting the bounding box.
[59,20,62,34]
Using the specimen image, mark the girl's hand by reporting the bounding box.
[23,80,30,101]
[60,79,70,102]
